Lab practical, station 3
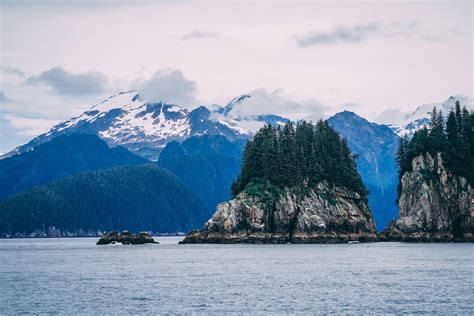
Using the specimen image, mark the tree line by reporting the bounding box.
[231,120,367,199]
[396,101,474,189]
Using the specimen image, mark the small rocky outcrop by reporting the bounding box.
[96,230,158,245]
[181,181,377,244]
[383,153,473,242]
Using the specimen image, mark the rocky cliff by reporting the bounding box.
[181,181,378,243]
[384,153,473,242]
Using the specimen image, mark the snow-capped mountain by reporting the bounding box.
[3,91,287,160]
[5,91,470,162]
[389,95,473,137]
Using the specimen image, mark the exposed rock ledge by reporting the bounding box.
[181,181,377,244]
[97,230,158,245]
[382,153,473,242]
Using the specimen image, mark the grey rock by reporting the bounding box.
[97,230,158,245]
[384,153,473,242]
[181,181,377,244]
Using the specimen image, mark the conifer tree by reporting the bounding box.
[396,135,409,178]
[397,102,473,197]
[231,119,367,198]
[429,108,446,154]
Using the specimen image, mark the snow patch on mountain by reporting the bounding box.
[2,91,286,160]
[389,95,473,137]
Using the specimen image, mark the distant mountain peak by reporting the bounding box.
[3,92,287,161]
[331,111,373,125]
[229,94,251,104]
[389,95,473,137]
[334,110,359,118]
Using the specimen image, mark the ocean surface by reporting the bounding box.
[1,238,472,314]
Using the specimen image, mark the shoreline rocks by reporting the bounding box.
[96,230,158,245]
[181,181,378,244]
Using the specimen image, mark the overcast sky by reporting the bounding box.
[1,0,473,153]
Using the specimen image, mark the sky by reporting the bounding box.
[0,0,473,153]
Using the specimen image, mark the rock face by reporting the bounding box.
[181,182,377,243]
[384,153,473,242]
[97,230,158,245]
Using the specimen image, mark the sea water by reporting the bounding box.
[1,238,472,314]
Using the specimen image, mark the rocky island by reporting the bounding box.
[97,230,158,245]
[182,182,377,243]
[182,121,378,243]
[383,153,473,242]
[383,104,473,242]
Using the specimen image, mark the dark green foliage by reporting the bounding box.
[0,133,148,200]
[158,135,244,216]
[444,103,473,181]
[231,120,368,199]
[397,102,474,190]
[429,107,447,153]
[243,178,283,202]
[396,135,410,180]
[0,164,207,235]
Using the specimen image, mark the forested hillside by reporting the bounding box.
[0,133,148,200]
[231,120,367,199]
[0,164,207,237]
[159,135,244,215]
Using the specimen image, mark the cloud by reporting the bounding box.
[420,34,445,42]
[296,21,439,47]
[374,108,409,125]
[228,88,328,121]
[2,114,59,136]
[0,91,12,103]
[26,66,107,96]
[0,113,60,154]
[233,119,267,133]
[296,23,380,47]
[0,65,24,77]
[182,30,222,41]
[137,69,197,106]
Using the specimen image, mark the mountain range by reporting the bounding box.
[3,92,286,161]
[0,164,206,236]
[1,92,471,234]
[4,92,470,161]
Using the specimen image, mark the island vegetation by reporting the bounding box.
[396,101,474,191]
[231,120,367,200]
[182,120,377,244]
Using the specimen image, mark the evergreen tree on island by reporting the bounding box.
[396,101,474,189]
[231,120,367,199]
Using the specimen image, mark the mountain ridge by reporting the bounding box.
[2,91,286,160]
[0,164,207,237]
[0,133,148,200]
